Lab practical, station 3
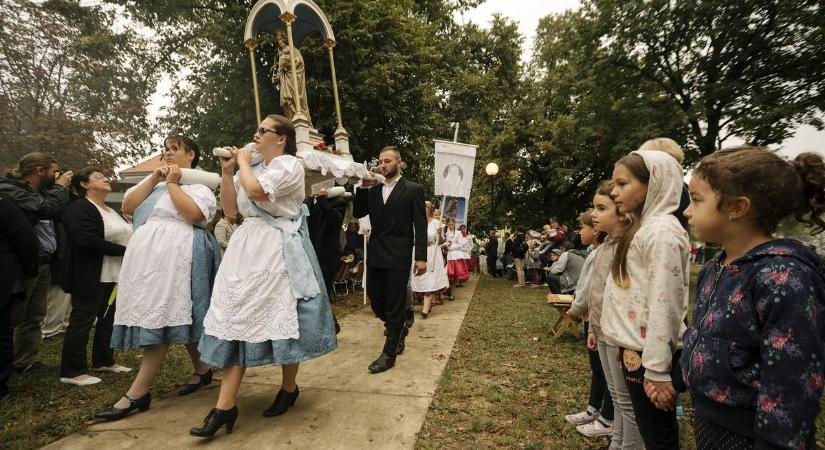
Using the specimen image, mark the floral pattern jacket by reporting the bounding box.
[681,239,825,450]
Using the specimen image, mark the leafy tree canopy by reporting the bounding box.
[0,0,155,174]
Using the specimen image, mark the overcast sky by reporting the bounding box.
[456,0,824,159]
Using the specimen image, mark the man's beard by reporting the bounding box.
[41,175,55,189]
[383,166,398,178]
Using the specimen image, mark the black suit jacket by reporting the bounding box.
[61,198,127,296]
[484,237,498,257]
[0,198,38,308]
[308,196,347,257]
[353,177,427,271]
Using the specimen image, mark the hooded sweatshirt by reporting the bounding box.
[600,150,690,381]
[681,239,825,450]
[569,237,619,338]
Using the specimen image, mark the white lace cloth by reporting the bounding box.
[114,183,216,329]
[203,156,303,343]
[299,150,368,182]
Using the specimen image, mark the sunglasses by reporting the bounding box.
[257,127,280,135]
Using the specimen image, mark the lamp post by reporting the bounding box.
[485,162,499,229]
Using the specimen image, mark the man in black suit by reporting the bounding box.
[484,231,499,277]
[353,146,427,374]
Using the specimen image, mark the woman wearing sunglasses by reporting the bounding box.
[190,114,336,438]
[95,135,221,421]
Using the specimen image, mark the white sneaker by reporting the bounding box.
[60,375,102,386]
[576,419,613,437]
[565,410,599,425]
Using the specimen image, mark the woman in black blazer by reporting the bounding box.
[59,168,133,386]
[0,197,38,400]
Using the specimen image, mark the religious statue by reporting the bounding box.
[271,29,312,125]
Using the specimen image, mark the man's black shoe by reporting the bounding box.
[368,353,396,374]
[15,362,53,374]
[396,326,410,355]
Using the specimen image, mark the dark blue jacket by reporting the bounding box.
[681,239,825,450]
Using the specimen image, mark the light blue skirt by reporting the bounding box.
[198,293,337,368]
[111,228,221,349]
[198,225,337,368]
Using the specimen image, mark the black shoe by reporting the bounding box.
[94,392,152,421]
[190,406,238,437]
[421,311,429,319]
[404,304,415,329]
[368,353,396,374]
[396,326,410,355]
[334,320,341,334]
[262,386,299,417]
[178,369,213,396]
[15,361,53,374]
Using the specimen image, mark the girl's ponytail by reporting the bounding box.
[792,152,825,234]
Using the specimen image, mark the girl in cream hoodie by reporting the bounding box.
[601,150,689,450]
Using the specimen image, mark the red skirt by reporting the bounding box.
[468,256,479,273]
[447,259,470,282]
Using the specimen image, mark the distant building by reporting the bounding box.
[105,153,163,211]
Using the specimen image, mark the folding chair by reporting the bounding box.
[348,260,365,293]
[546,293,580,338]
[332,255,354,296]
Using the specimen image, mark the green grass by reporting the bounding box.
[416,266,825,449]
[0,292,365,450]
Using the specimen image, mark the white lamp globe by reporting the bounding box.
[485,162,499,176]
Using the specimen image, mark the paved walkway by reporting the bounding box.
[45,276,479,450]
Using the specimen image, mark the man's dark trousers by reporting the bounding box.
[367,267,410,355]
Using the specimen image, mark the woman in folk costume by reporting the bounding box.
[95,136,221,421]
[411,201,449,318]
[190,114,337,438]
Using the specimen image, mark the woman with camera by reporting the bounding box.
[59,168,133,386]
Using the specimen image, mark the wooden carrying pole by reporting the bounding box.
[245,39,262,125]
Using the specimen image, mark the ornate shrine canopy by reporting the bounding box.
[244,0,335,45]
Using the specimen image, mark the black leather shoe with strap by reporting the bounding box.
[94,392,152,421]
[178,369,213,396]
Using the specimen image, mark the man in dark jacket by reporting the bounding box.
[502,232,513,267]
[344,222,364,260]
[353,146,427,374]
[0,198,38,400]
[484,231,499,277]
[308,188,348,333]
[0,153,72,373]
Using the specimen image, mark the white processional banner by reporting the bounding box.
[434,140,477,227]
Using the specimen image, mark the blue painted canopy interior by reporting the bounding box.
[251,3,329,46]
